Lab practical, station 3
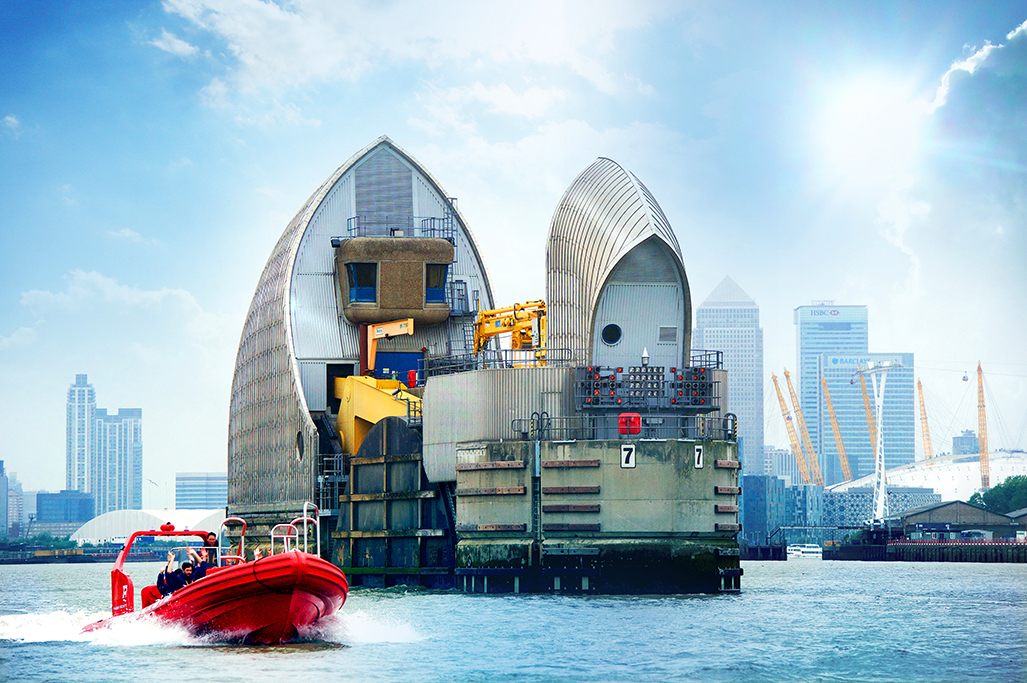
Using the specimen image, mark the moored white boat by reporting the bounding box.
[786,544,823,559]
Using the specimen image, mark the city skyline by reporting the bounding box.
[65,374,143,515]
[1,4,1025,501]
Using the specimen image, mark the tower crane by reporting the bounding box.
[821,377,853,481]
[783,369,824,486]
[917,378,934,460]
[771,373,813,486]
[858,373,877,456]
[977,362,990,490]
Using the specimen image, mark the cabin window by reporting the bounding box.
[347,263,377,303]
[602,324,622,345]
[425,264,448,304]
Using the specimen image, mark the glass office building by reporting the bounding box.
[819,352,915,483]
[794,304,868,483]
[694,276,763,473]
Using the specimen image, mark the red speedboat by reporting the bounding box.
[82,510,348,644]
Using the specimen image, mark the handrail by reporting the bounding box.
[270,523,299,555]
[299,502,320,556]
[219,517,247,565]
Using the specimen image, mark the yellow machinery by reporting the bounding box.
[977,362,990,490]
[333,375,422,456]
[771,374,813,485]
[783,369,824,486]
[821,377,853,482]
[473,300,546,359]
[858,373,877,459]
[917,378,934,460]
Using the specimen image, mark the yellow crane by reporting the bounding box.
[977,362,990,490]
[917,378,934,460]
[474,300,546,360]
[858,372,877,457]
[783,369,824,486]
[771,373,813,486]
[821,377,853,482]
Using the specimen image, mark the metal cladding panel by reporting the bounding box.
[593,283,683,370]
[291,274,344,360]
[299,361,328,412]
[228,206,319,509]
[546,158,690,360]
[355,148,414,233]
[421,367,575,483]
[297,174,353,275]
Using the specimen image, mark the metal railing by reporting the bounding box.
[342,214,456,240]
[425,349,722,379]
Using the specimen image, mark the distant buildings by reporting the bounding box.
[0,461,8,537]
[176,473,228,509]
[952,430,979,455]
[65,374,143,515]
[820,352,915,481]
[793,303,914,485]
[693,276,764,474]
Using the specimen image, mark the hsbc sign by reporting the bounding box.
[809,309,840,316]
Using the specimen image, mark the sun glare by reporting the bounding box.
[814,77,927,186]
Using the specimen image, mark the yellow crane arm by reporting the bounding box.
[917,378,934,460]
[474,300,546,355]
[978,362,990,489]
[821,377,853,481]
[859,373,877,456]
[366,318,414,375]
[784,369,824,486]
[772,373,813,485]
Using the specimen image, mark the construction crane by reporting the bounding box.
[917,378,934,460]
[771,373,813,486]
[474,300,546,359]
[858,373,877,457]
[783,369,824,486]
[977,362,990,490]
[821,377,853,482]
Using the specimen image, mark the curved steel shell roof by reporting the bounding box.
[228,136,494,510]
[545,157,690,358]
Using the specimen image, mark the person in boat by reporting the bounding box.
[202,532,220,566]
[186,547,210,581]
[253,546,263,561]
[157,550,187,595]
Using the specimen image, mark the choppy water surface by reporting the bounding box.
[1,559,1024,682]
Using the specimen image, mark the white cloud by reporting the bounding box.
[875,180,929,298]
[2,114,21,139]
[0,327,36,350]
[20,270,233,346]
[232,100,322,128]
[106,228,164,246]
[162,0,663,97]
[151,28,200,57]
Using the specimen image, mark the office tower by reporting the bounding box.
[66,374,96,492]
[176,472,228,509]
[94,408,144,513]
[794,303,868,483]
[694,276,764,473]
[65,375,143,515]
[819,352,915,481]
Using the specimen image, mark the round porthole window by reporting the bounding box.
[602,324,622,345]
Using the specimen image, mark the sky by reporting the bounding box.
[1,1,1026,505]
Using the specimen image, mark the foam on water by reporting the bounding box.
[302,609,422,645]
[0,610,195,646]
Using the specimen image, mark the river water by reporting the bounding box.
[1,559,1024,682]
